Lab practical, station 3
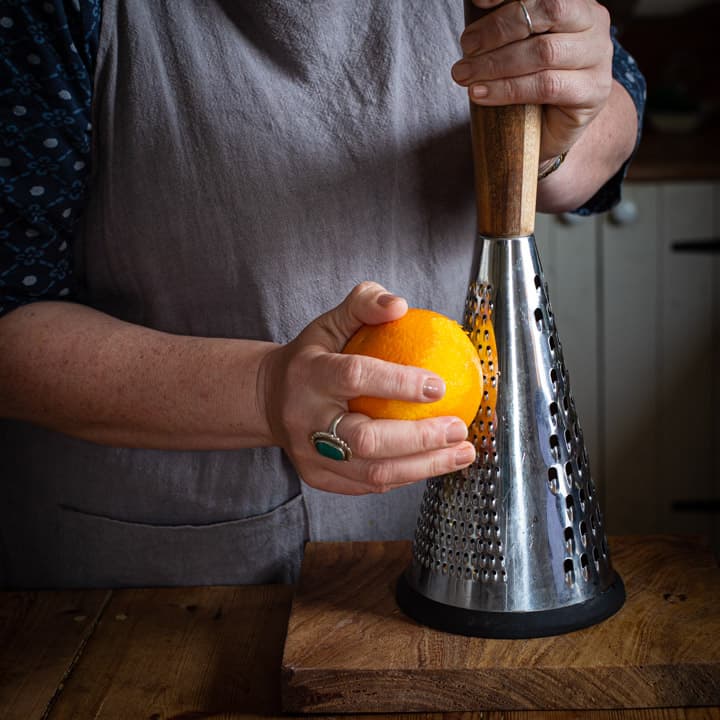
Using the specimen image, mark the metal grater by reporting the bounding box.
[396,234,625,638]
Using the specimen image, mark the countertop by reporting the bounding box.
[1,537,719,719]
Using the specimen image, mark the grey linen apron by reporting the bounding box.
[0,0,477,588]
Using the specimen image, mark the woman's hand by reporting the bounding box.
[451,0,613,164]
[259,281,476,495]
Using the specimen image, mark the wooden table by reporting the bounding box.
[1,537,719,720]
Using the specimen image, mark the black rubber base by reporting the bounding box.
[396,572,626,639]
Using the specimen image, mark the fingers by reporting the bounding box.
[301,281,408,353]
[452,0,613,160]
[454,33,607,86]
[462,68,610,110]
[461,0,600,57]
[299,441,477,496]
[315,352,446,405]
[337,414,469,459]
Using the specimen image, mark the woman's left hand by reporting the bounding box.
[451,0,613,164]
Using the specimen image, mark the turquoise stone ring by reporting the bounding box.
[310,413,352,462]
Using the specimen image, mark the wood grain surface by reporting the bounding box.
[1,540,718,719]
[281,536,720,714]
[46,585,292,719]
[0,589,110,720]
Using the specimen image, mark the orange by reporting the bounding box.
[342,308,483,425]
[464,282,499,452]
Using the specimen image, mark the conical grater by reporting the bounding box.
[396,1,625,638]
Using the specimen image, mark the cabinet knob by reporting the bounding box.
[557,212,586,226]
[609,200,639,226]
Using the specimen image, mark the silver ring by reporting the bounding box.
[518,0,534,36]
[311,412,352,462]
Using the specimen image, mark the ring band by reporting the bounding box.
[518,0,534,36]
[311,412,352,462]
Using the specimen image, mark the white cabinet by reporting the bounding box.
[535,181,720,549]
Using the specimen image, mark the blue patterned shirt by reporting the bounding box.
[0,1,646,318]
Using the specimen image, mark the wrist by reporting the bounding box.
[254,342,285,448]
[538,150,569,181]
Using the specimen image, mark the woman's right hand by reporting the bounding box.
[258,281,477,495]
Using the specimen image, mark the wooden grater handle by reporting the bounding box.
[464,0,541,237]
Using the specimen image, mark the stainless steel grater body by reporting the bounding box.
[397,234,624,637]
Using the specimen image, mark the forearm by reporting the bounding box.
[0,301,276,449]
[536,79,638,214]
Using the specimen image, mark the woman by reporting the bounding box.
[0,0,645,587]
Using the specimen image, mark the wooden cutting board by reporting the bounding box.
[281,535,720,713]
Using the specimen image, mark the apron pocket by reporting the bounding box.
[53,494,308,588]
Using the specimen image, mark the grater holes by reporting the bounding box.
[550,368,559,393]
[534,274,542,291]
[580,553,590,581]
[564,429,573,452]
[580,520,588,547]
[548,334,557,356]
[566,495,575,522]
[534,308,544,331]
[565,461,575,487]
[548,466,560,494]
[549,401,559,426]
[579,487,586,511]
[564,526,574,554]
[593,545,600,568]
[549,434,560,459]
[564,558,575,586]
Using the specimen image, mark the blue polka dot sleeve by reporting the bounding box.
[574,27,646,215]
[0,0,100,318]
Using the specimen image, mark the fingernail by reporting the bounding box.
[455,444,476,466]
[422,378,445,400]
[377,293,398,307]
[446,421,468,444]
[471,84,489,99]
[452,61,472,83]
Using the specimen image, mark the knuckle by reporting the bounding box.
[594,3,611,31]
[418,422,440,452]
[338,354,366,394]
[537,70,564,100]
[543,0,567,25]
[349,280,376,301]
[428,452,450,479]
[352,425,378,457]
[501,77,520,103]
[391,368,415,399]
[493,12,516,44]
[366,462,393,493]
[483,54,502,80]
[536,35,561,68]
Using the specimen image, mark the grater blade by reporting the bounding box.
[397,234,625,638]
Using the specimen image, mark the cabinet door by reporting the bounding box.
[658,183,719,545]
[602,182,719,543]
[535,213,601,501]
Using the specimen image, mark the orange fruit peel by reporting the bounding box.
[342,308,483,425]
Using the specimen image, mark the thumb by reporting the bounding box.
[301,281,408,353]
